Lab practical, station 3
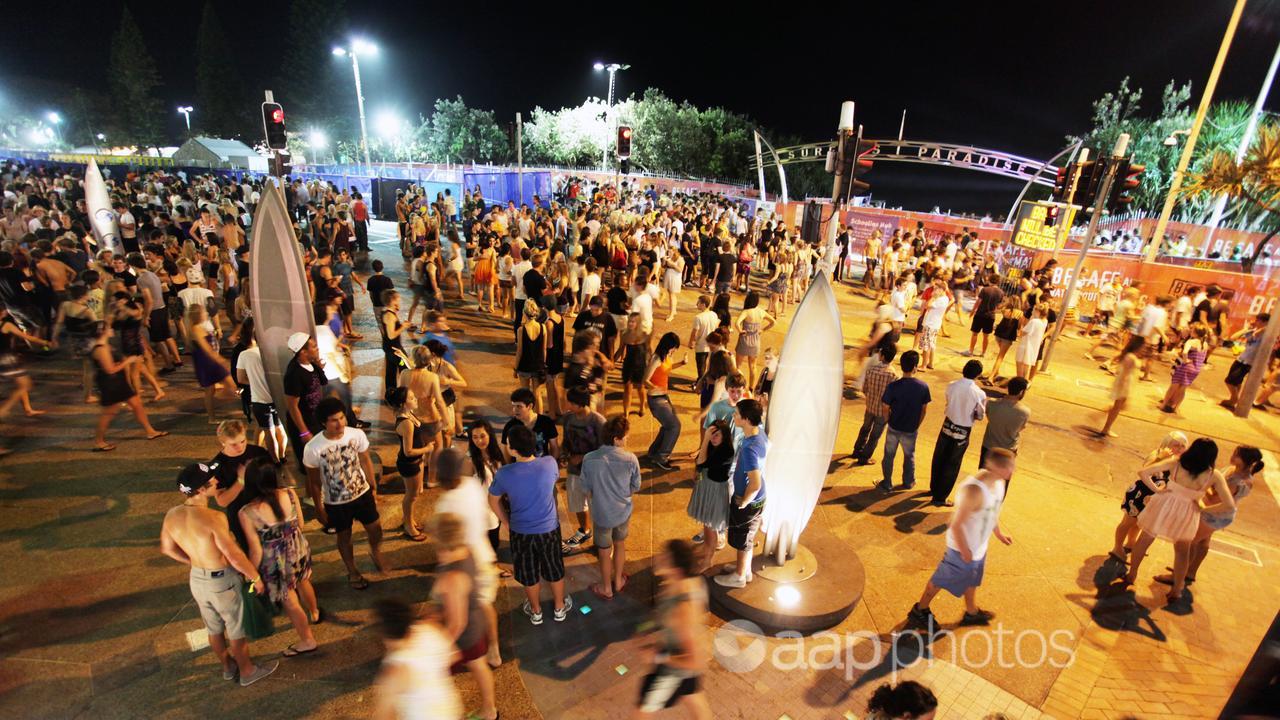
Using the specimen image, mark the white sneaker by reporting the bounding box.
[554,595,574,622]
[713,573,746,588]
[522,600,544,626]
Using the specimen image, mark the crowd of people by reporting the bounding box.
[0,156,1270,718]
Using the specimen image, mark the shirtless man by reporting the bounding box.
[160,462,278,687]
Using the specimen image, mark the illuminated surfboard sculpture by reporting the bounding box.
[84,159,124,256]
[760,270,844,562]
[249,181,313,423]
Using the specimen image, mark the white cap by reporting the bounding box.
[287,332,310,353]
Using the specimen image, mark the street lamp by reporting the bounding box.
[593,61,630,170]
[333,39,378,172]
[46,112,63,145]
[1163,129,1191,146]
[309,130,327,165]
[177,106,193,135]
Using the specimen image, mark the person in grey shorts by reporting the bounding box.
[580,415,642,600]
[160,462,278,687]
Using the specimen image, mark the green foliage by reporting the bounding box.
[277,0,350,137]
[195,3,249,139]
[107,6,164,147]
[1183,124,1280,272]
[418,97,510,164]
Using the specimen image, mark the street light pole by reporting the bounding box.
[594,62,629,173]
[335,42,376,173]
[177,106,193,136]
[1144,0,1247,263]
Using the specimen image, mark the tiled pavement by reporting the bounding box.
[3,221,1278,719]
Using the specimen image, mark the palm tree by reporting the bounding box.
[1181,123,1280,273]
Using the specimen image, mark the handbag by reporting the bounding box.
[239,578,277,640]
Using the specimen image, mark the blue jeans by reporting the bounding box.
[852,411,887,460]
[881,428,917,489]
[647,394,681,461]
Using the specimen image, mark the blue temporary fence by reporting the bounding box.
[463,170,552,208]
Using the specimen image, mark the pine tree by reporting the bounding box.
[195,2,248,138]
[108,5,164,147]
[278,0,350,135]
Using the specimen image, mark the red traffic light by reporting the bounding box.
[272,108,284,124]
[262,101,288,150]
[616,125,633,160]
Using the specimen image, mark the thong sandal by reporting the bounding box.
[589,584,614,601]
[282,644,319,657]
[348,574,370,590]
[92,444,117,453]
[403,530,428,542]
[146,431,170,440]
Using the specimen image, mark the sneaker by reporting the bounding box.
[692,532,704,543]
[906,604,936,630]
[876,479,893,492]
[222,666,238,682]
[563,529,590,547]
[238,661,278,687]
[960,609,995,626]
[901,482,916,491]
[522,601,544,626]
[652,458,677,471]
[713,573,746,588]
[554,595,574,622]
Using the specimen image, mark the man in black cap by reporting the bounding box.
[160,463,277,687]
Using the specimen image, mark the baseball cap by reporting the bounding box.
[287,332,310,353]
[176,462,218,496]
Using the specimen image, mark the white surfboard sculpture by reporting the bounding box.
[84,159,123,256]
[760,271,845,562]
[249,181,314,424]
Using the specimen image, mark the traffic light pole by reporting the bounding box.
[1040,135,1127,375]
[1050,148,1089,261]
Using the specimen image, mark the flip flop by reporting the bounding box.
[92,444,117,453]
[146,432,170,440]
[348,574,370,590]
[282,644,319,657]
[403,530,428,542]
[589,584,614,601]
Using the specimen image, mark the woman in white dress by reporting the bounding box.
[662,253,685,322]
[1015,304,1048,381]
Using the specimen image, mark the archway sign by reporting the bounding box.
[748,139,1061,187]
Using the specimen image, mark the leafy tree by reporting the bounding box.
[107,6,164,147]
[419,97,510,164]
[277,0,349,135]
[1182,123,1280,273]
[195,2,248,138]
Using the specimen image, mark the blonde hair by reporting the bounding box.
[412,344,432,369]
[217,419,247,440]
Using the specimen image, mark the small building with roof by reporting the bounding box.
[171,137,269,172]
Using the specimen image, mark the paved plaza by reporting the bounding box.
[1,221,1277,720]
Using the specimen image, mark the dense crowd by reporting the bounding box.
[0,158,1269,718]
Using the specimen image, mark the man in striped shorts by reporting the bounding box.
[488,424,572,625]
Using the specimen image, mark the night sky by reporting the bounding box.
[1,0,1277,213]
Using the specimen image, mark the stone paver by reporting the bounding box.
[1,220,1277,719]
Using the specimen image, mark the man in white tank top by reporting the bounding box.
[907,448,1014,630]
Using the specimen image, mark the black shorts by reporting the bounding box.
[970,313,995,335]
[250,401,279,430]
[510,528,566,587]
[637,665,700,712]
[726,500,764,551]
[1227,360,1252,386]
[324,489,380,533]
[396,459,422,478]
[149,308,172,342]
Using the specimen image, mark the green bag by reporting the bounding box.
[239,580,277,640]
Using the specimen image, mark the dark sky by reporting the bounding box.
[2,0,1278,213]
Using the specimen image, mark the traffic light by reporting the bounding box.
[1069,160,1102,211]
[616,126,633,159]
[620,159,631,175]
[1051,166,1070,202]
[839,129,875,198]
[1108,159,1145,211]
[262,102,287,150]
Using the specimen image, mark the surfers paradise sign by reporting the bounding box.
[749,139,1059,187]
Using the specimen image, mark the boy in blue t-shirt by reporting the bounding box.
[714,398,768,589]
[880,350,931,491]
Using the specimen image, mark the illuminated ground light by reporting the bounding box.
[774,584,801,608]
